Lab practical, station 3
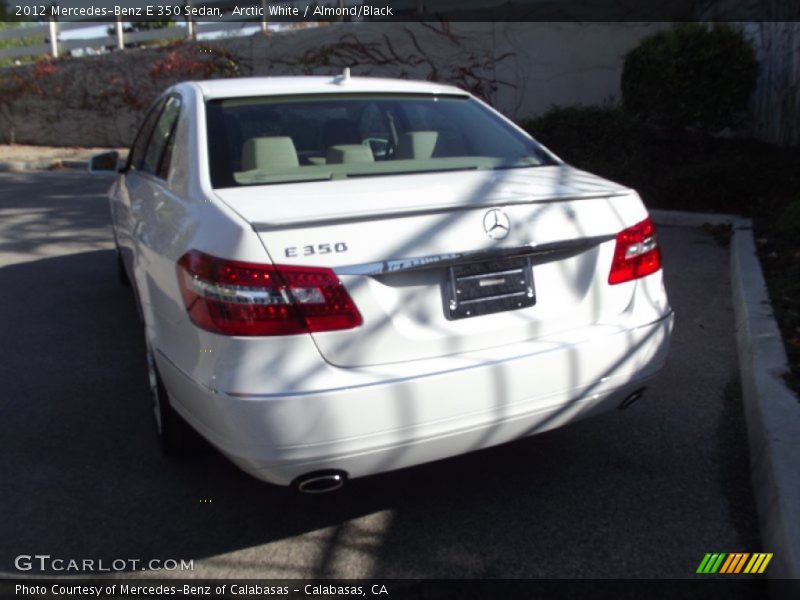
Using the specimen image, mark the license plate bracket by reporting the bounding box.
[446,255,536,320]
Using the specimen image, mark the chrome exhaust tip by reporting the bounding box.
[293,470,347,494]
[618,388,646,410]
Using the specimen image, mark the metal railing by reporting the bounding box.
[0,0,426,61]
[0,19,263,61]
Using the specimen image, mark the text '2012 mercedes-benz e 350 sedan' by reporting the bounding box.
[93,74,673,492]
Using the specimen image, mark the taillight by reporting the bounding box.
[176,250,362,336]
[608,216,662,285]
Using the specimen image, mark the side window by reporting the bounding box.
[142,96,182,178]
[128,99,165,172]
[157,103,182,180]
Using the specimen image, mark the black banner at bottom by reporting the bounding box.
[3,578,798,600]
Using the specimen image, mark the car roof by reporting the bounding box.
[188,76,469,99]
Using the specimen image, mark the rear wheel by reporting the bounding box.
[146,345,194,457]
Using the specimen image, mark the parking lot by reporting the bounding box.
[0,170,763,581]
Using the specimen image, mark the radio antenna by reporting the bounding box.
[334,67,351,85]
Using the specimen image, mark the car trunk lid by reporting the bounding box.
[214,165,648,367]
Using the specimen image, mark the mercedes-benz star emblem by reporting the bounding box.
[483,208,511,240]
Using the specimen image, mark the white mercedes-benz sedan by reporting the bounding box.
[94,75,673,492]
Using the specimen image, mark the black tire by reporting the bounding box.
[147,348,195,457]
[117,249,131,287]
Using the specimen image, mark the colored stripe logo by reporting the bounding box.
[697,553,773,574]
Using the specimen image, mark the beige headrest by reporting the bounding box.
[241,136,299,171]
[396,131,439,160]
[326,144,374,165]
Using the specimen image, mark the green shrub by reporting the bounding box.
[523,105,638,156]
[778,200,800,240]
[522,105,649,186]
[621,24,758,132]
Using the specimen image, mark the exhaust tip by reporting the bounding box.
[618,388,646,410]
[293,470,347,494]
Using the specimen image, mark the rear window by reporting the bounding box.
[205,94,555,188]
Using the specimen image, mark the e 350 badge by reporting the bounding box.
[285,242,349,258]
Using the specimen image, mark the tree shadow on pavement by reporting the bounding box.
[0,225,763,583]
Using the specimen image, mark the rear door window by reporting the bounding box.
[128,99,165,172]
[142,96,182,178]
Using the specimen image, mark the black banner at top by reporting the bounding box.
[2,0,799,23]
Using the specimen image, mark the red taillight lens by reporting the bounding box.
[608,216,662,285]
[176,251,362,336]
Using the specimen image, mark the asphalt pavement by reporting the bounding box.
[0,171,764,584]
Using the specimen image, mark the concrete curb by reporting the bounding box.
[0,160,32,172]
[653,210,800,583]
[0,158,88,172]
[730,219,800,582]
[60,159,89,170]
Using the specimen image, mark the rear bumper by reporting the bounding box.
[158,311,673,486]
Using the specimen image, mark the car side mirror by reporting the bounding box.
[89,151,121,173]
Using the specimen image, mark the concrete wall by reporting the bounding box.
[243,22,666,119]
[0,22,664,148]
